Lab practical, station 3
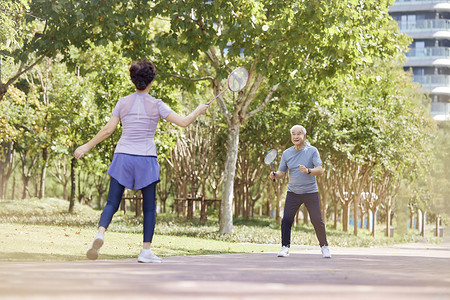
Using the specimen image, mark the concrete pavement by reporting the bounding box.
[0,242,449,300]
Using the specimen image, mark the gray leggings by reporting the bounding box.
[281,191,328,247]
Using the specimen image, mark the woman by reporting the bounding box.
[74,59,209,263]
[269,125,331,258]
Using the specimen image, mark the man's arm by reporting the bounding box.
[270,170,286,180]
[298,165,323,176]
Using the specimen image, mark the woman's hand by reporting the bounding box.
[196,103,209,115]
[165,104,209,128]
[74,144,91,159]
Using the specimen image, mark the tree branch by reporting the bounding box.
[168,73,214,83]
[205,46,232,122]
[5,53,48,87]
[236,72,264,120]
[245,83,280,121]
[216,92,231,123]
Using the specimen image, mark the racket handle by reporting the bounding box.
[272,171,275,182]
[206,88,227,105]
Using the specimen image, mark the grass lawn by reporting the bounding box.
[0,198,442,262]
[0,223,280,262]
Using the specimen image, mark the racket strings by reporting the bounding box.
[264,149,277,165]
[228,67,249,92]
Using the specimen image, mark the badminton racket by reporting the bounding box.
[207,66,249,105]
[264,149,277,182]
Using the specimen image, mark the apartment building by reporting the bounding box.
[389,0,450,121]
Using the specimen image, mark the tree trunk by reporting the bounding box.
[22,176,30,199]
[275,187,283,225]
[385,204,391,237]
[11,176,16,200]
[0,83,8,101]
[371,208,377,237]
[342,203,350,232]
[320,191,328,223]
[244,186,250,220]
[421,210,426,237]
[233,181,240,218]
[39,147,48,199]
[353,195,359,236]
[416,211,420,232]
[20,153,37,199]
[69,158,76,213]
[266,194,272,218]
[97,192,104,209]
[219,125,239,234]
[62,182,68,200]
[360,209,365,229]
[333,202,338,229]
[0,142,15,199]
[77,172,84,203]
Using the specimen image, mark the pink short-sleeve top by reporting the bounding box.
[112,92,173,156]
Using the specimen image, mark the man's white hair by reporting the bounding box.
[290,125,307,135]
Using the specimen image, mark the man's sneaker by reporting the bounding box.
[86,233,104,260]
[277,246,290,257]
[321,246,331,258]
[137,249,162,263]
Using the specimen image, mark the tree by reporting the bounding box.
[0,86,25,199]
[0,0,156,100]
[306,51,435,235]
[146,0,406,233]
[430,123,450,220]
[0,84,45,199]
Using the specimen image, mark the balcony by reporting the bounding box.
[394,0,445,5]
[413,74,450,88]
[397,19,450,32]
[406,47,450,60]
[390,0,450,12]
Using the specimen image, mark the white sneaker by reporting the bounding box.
[277,246,290,257]
[86,233,104,260]
[321,246,331,258]
[137,249,162,263]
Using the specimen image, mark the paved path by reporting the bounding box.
[1,242,449,300]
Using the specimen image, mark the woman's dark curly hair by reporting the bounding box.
[129,59,156,90]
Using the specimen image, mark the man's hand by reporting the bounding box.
[269,171,276,180]
[298,165,309,174]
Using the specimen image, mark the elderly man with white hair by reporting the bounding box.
[270,125,331,258]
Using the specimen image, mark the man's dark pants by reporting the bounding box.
[281,191,328,247]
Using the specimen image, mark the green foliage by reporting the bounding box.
[148,0,409,98]
[9,0,153,60]
[308,56,434,177]
[430,123,450,217]
[0,87,27,143]
[1,85,47,168]
[0,0,29,49]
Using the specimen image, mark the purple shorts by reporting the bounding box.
[107,153,160,190]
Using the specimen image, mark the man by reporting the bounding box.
[270,125,331,258]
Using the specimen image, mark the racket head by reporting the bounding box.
[228,66,249,92]
[264,149,277,165]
